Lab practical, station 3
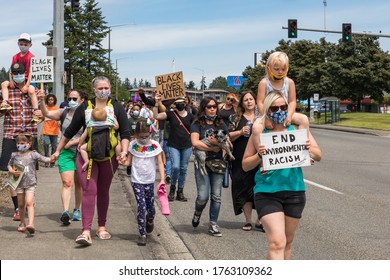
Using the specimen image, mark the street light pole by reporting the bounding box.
[107,23,136,75]
[193,67,205,100]
[115,57,132,100]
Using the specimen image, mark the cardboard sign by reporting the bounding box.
[155,71,185,101]
[260,129,310,171]
[30,57,54,83]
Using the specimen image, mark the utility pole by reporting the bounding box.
[53,0,65,105]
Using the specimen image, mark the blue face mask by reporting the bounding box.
[68,100,79,110]
[132,110,139,117]
[95,90,111,99]
[13,74,25,84]
[269,110,288,124]
[17,144,29,153]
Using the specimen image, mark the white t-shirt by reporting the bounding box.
[128,139,162,184]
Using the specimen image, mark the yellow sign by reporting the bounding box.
[155,71,185,101]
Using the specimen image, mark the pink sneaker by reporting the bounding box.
[157,182,170,216]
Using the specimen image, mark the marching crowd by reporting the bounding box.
[0,33,321,260]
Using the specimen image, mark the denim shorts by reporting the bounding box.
[254,191,306,219]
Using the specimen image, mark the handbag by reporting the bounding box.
[205,159,227,174]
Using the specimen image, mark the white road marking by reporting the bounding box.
[304,179,344,195]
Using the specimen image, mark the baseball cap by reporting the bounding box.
[10,62,25,74]
[18,33,31,42]
[174,97,186,103]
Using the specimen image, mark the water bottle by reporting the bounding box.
[244,121,252,137]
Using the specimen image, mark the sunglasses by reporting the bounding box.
[206,104,217,109]
[97,87,110,90]
[269,104,288,113]
[12,70,24,75]
[68,97,78,101]
[226,98,235,102]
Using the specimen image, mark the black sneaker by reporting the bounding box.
[176,189,188,202]
[168,186,176,201]
[60,211,71,225]
[208,223,222,237]
[165,175,171,184]
[192,211,201,228]
[146,215,154,234]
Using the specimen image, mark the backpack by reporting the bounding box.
[85,100,118,179]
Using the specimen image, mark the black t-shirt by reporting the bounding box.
[190,121,229,160]
[166,110,194,149]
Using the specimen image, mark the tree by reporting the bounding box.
[208,76,237,92]
[0,67,8,83]
[185,81,196,90]
[43,0,109,96]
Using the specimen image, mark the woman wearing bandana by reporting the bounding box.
[243,91,321,259]
[190,97,230,237]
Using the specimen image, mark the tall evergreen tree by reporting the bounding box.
[43,0,109,96]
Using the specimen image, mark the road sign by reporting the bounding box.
[227,76,246,88]
[313,93,319,102]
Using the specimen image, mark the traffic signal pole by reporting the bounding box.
[282,26,390,38]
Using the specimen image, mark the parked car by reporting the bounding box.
[340,108,351,113]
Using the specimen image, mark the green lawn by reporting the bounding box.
[317,112,390,131]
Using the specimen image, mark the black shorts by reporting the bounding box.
[254,191,306,219]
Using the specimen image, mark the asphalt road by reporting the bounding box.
[163,128,390,260]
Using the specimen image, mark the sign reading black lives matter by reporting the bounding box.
[260,129,311,171]
[155,71,185,101]
[30,57,54,83]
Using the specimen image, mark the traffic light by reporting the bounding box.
[71,0,80,12]
[288,19,298,38]
[342,23,352,42]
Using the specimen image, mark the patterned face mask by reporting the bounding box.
[268,110,288,124]
[17,144,29,153]
[95,90,111,99]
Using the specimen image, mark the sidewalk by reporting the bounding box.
[0,164,191,260]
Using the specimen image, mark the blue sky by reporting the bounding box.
[1,0,390,89]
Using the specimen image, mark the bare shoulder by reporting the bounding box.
[252,117,265,133]
[287,77,295,85]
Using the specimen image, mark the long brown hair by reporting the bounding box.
[195,97,224,129]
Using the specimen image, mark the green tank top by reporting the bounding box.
[253,125,305,194]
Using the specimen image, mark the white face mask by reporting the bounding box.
[68,100,79,109]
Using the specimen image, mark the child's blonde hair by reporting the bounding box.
[91,108,107,122]
[266,51,289,78]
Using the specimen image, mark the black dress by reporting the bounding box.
[230,116,258,215]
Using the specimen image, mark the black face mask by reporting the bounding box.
[176,104,186,111]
